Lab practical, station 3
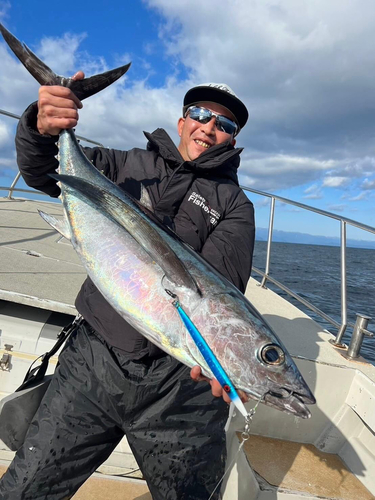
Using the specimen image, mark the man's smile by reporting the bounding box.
[195,139,212,149]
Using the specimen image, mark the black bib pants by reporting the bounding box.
[0,321,228,500]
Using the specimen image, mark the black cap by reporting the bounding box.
[183,83,249,132]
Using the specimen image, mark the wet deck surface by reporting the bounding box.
[0,465,151,499]
[240,433,375,499]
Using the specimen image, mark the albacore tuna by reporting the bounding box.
[0,24,315,418]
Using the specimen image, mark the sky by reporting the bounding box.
[1,0,375,244]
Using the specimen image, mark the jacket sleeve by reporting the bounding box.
[15,102,127,197]
[16,102,61,197]
[200,199,255,293]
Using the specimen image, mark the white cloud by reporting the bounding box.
[254,197,271,208]
[303,183,323,199]
[0,43,39,113]
[322,176,350,188]
[237,154,337,190]
[0,1,10,20]
[361,178,375,190]
[38,33,87,76]
[77,77,185,150]
[0,118,17,172]
[348,192,368,201]
[0,120,11,147]
[304,184,319,194]
[327,204,347,212]
[304,193,323,200]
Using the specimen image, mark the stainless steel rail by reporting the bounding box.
[0,109,104,147]
[252,266,343,330]
[0,183,50,199]
[241,186,375,343]
[0,108,104,199]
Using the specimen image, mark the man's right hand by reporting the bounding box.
[37,71,85,136]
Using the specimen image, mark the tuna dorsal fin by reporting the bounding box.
[0,23,131,101]
[38,210,71,241]
[139,185,154,211]
[51,174,201,295]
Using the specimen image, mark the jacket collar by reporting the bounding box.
[144,128,243,183]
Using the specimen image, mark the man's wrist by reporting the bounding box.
[23,102,59,141]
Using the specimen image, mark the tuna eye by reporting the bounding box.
[259,344,285,365]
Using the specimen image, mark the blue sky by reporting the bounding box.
[1,0,375,244]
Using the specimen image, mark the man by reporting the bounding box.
[0,76,255,499]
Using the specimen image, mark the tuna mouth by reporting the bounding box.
[263,388,316,419]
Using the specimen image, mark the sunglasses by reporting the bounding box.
[185,106,238,136]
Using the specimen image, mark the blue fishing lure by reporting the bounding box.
[172,299,249,418]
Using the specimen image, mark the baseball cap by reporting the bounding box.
[183,83,248,131]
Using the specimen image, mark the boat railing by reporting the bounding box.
[1,108,373,353]
[241,185,375,345]
[0,109,104,200]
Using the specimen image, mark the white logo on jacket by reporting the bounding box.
[188,192,221,226]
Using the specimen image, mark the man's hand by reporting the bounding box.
[37,71,85,136]
[190,365,249,405]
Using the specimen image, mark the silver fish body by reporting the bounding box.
[56,129,315,418]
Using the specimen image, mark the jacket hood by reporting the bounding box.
[144,128,243,184]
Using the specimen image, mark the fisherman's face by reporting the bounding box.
[177,102,237,162]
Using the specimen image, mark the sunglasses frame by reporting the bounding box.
[185,106,238,136]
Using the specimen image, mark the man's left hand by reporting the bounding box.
[190,366,249,405]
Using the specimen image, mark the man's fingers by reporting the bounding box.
[37,80,84,134]
[39,86,83,109]
[72,71,85,81]
[190,365,202,381]
[237,390,249,403]
[41,105,79,120]
[210,379,232,404]
[37,117,78,135]
[210,378,224,398]
[190,366,209,383]
[190,366,249,405]
[39,96,79,111]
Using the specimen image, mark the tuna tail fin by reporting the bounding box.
[0,23,131,100]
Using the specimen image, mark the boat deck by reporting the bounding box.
[0,465,151,499]
[239,434,374,499]
[0,197,84,314]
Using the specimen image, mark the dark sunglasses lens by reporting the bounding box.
[188,107,237,135]
[217,117,237,135]
[189,108,211,124]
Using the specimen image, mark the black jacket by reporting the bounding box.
[16,103,255,354]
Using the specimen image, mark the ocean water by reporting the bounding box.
[252,241,375,364]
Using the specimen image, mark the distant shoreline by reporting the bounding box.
[255,228,375,250]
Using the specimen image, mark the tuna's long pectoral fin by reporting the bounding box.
[0,23,131,100]
[51,174,201,295]
[38,211,71,241]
